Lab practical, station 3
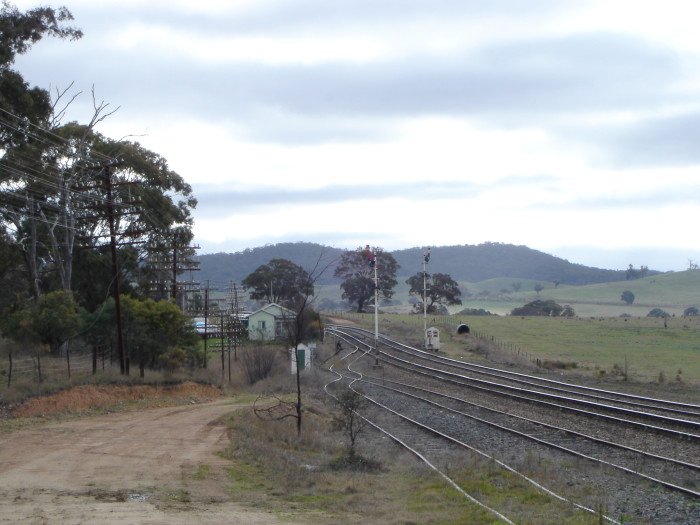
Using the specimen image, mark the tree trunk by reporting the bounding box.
[92,345,97,375]
[66,343,71,379]
[36,352,43,383]
[7,351,12,388]
[296,344,302,436]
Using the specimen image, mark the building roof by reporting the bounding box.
[249,302,296,318]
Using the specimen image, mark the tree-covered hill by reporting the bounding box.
[197,241,634,288]
[196,243,344,287]
[392,243,629,285]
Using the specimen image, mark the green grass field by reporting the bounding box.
[333,312,700,388]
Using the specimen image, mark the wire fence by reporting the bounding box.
[327,311,540,366]
[1,345,116,386]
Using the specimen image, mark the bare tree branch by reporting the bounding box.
[89,85,120,127]
[253,393,298,422]
[49,81,81,127]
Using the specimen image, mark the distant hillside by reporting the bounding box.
[197,243,343,287]
[198,241,633,289]
[393,243,629,285]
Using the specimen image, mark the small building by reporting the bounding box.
[247,303,296,341]
[290,342,315,374]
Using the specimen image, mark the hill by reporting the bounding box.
[197,241,629,289]
[392,243,627,284]
[449,270,700,317]
[197,243,343,288]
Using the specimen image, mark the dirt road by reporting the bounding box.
[0,399,300,524]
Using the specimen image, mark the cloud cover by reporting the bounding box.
[10,0,700,270]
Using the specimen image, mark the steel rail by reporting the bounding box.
[326,327,700,441]
[332,324,700,414]
[328,344,619,524]
[375,338,700,425]
[381,335,700,418]
[321,346,516,524]
[351,371,700,499]
[328,329,700,473]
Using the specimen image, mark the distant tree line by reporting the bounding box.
[625,264,649,281]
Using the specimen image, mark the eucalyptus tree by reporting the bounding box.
[0,2,82,298]
[242,258,314,305]
[406,272,462,314]
[0,2,82,148]
[334,246,399,313]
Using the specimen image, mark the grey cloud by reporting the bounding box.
[14,12,687,152]
[193,180,479,217]
[193,176,552,218]
[584,113,700,167]
[21,29,681,116]
[69,1,571,38]
[222,0,570,34]
[537,185,700,211]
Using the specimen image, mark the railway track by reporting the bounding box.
[323,346,614,525]
[329,325,700,439]
[323,326,700,524]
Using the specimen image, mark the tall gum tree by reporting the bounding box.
[334,246,399,313]
[242,258,314,305]
[0,2,82,299]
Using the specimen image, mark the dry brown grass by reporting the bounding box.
[11,382,223,417]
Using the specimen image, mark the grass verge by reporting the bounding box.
[220,367,605,525]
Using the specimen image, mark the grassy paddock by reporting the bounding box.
[331,313,700,387]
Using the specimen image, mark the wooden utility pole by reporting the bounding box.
[203,281,209,369]
[103,162,127,375]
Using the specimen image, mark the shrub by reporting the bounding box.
[159,346,187,373]
[511,300,563,316]
[240,346,277,384]
[328,450,381,472]
[647,308,669,318]
[456,308,494,316]
[542,360,577,370]
[620,290,635,305]
[561,305,576,317]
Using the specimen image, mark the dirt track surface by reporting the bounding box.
[0,399,299,524]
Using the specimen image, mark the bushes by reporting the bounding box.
[647,308,670,318]
[511,300,564,317]
[240,346,278,384]
[456,308,494,316]
[159,347,187,374]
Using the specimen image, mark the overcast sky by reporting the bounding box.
[11,0,700,271]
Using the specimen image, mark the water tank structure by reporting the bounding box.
[425,327,440,351]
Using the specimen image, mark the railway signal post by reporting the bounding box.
[366,244,381,367]
[423,247,431,350]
